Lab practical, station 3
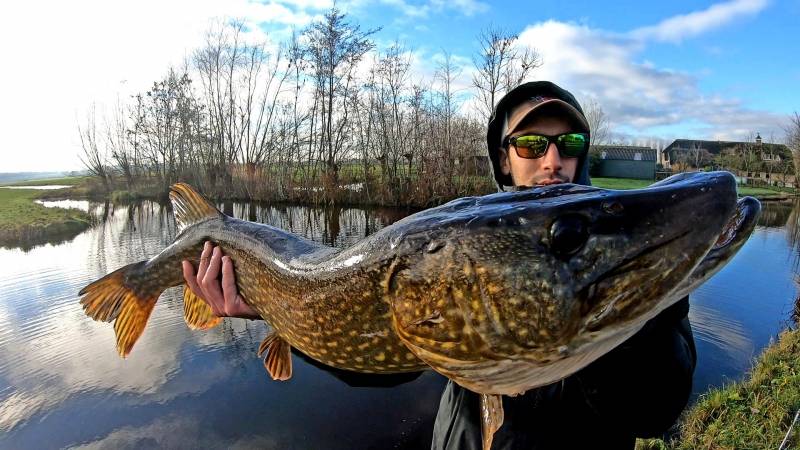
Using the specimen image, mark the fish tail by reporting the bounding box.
[79,261,161,358]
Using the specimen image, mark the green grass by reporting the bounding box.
[591,177,654,190]
[2,176,89,187]
[0,188,92,248]
[636,328,800,450]
[738,185,786,197]
[593,177,795,199]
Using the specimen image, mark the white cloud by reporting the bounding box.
[0,204,267,433]
[515,15,784,143]
[0,0,783,172]
[70,414,280,449]
[244,2,317,26]
[0,0,316,172]
[373,0,489,19]
[431,0,489,16]
[631,0,768,43]
[271,0,334,11]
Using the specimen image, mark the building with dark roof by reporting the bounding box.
[662,136,790,170]
[592,145,657,180]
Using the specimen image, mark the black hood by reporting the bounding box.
[486,81,592,189]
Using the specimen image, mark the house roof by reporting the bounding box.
[592,145,657,161]
[663,139,790,157]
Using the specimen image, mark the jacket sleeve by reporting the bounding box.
[573,296,697,437]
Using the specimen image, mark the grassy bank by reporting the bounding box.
[738,185,790,199]
[636,327,800,449]
[592,177,653,190]
[10,173,791,210]
[592,177,792,200]
[0,188,92,249]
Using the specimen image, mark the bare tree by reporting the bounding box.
[434,52,462,193]
[132,69,198,192]
[371,43,412,193]
[106,99,134,190]
[471,26,541,120]
[77,105,111,194]
[583,98,610,146]
[786,112,800,179]
[193,20,245,194]
[736,132,761,174]
[303,8,378,193]
[78,12,507,207]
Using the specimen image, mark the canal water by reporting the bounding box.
[0,197,797,448]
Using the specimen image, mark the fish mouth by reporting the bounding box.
[712,196,760,250]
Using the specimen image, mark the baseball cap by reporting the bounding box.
[505,98,590,140]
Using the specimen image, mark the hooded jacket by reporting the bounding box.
[431,82,696,449]
[486,81,592,190]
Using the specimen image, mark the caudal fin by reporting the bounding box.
[79,261,161,358]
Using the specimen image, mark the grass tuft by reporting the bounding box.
[637,328,800,449]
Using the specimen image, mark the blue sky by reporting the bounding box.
[0,0,797,171]
[342,0,799,139]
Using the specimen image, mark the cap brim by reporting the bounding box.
[506,99,590,138]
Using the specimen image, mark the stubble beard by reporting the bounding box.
[513,172,571,187]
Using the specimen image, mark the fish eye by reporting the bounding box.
[549,215,588,257]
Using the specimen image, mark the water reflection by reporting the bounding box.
[688,201,800,394]
[758,199,800,271]
[758,200,793,228]
[3,197,800,447]
[222,201,411,248]
[689,303,753,371]
[0,200,441,449]
[36,199,92,212]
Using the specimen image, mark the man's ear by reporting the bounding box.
[498,147,511,176]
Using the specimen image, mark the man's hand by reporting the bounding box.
[181,241,260,320]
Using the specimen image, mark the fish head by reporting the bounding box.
[388,171,740,394]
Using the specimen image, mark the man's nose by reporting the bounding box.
[540,143,563,172]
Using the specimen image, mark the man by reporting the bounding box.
[182,81,696,449]
[430,81,696,449]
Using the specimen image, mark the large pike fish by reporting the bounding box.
[79,171,759,449]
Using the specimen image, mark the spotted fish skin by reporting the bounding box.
[79,172,756,397]
[381,171,752,395]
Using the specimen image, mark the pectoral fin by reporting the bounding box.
[258,331,292,381]
[183,286,222,330]
[480,393,504,450]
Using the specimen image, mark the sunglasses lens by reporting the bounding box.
[559,133,588,157]
[514,135,549,158]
